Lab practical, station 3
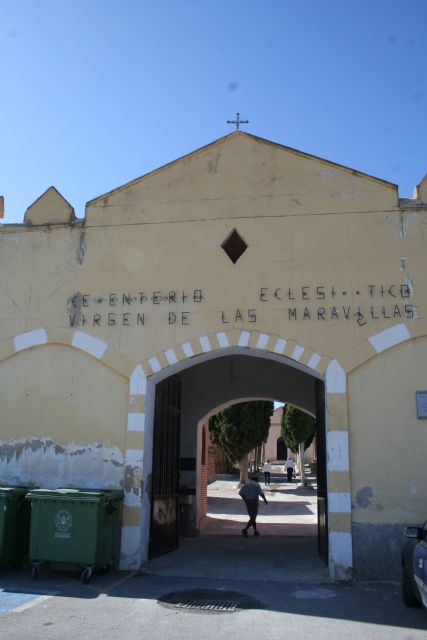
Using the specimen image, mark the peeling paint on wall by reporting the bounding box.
[0,438,124,489]
[67,292,84,325]
[399,211,418,238]
[123,465,144,506]
[354,486,374,509]
[77,230,87,265]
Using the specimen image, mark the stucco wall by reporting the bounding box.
[0,344,128,489]
[348,338,427,577]
[1,131,426,577]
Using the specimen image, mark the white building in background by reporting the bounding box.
[262,406,316,464]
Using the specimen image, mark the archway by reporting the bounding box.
[145,349,328,567]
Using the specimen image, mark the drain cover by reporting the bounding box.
[176,599,237,612]
[158,589,264,614]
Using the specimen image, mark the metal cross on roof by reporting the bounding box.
[227,112,249,131]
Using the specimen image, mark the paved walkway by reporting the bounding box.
[142,466,327,583]
[200,465,318,536]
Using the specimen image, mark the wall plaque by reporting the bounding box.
[415,391,427,419]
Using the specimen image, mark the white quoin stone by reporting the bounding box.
[368,323,411,353]
[291,344,304,361]
[329,532,353,577]
[71,330,108,359]
[238,331,251,347]
[327,430,350,471]
[326,359,346,393]
[127,413,145,432]
[129,365,147,396]
[256,333,269,349]
[148,357,161,373]
[216,332,229,348]
[181,342,194,357]
[165,348,178,365]
[14,329,48,352]
[328,492,351,513]
[273,338,287,354]
[119,526,142,570]
[199,336,212,352]
[307,353,321,370]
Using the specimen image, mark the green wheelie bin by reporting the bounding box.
[26,488,123,582]
[0,486,31,566]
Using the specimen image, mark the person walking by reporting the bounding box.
[285,456,295,482]
[262,459,272,485]
[239,475,268,537]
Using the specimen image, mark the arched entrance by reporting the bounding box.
[145,349,328,568]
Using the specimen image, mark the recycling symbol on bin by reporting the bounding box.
[54,509,73,534]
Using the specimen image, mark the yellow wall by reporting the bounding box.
[0,345,128,488]
[0,131,426,575]
[348,338,427,522]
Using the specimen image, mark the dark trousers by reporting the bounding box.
[287,467,294,482]
[243,499,259,531]
[263,471,271,485]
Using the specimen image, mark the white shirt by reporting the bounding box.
[263,462,272,472]
[285,458,295,468]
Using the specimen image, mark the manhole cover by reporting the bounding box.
[158,589,264,614]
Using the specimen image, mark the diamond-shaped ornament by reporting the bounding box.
[221,228,248,264]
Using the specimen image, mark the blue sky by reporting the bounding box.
[1,0,426,223]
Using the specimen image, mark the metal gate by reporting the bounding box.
[149,375,181,558]
[315,379,328,563]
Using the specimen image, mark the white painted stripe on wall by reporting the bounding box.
[256,333,269,349]
[129,364,146,396]
[273,338,287,354]
[238,331,250,347]
[329,531,353,569]
[199,336,211,352]
[368,323,411,353]
[181,342,194,358]
[127,413,145,432]
[71,330,108,359]
[307,353,321,370]
[327,430,349,471]
[165,348,178,365]
[14,329,48,352]
[326,359,346,394]
[291,345,304,361]
[124,449,144,466]
[149,357,161,373]
[216,332,229,348]
[328,492,351,513]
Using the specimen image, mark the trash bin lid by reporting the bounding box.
[26,488,106,503]
[0,486,31,497]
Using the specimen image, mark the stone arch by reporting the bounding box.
[125,328,352,580]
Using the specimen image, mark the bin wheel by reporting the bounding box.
[81,568,92,584]
[32,565,39,580]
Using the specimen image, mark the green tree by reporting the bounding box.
[281,405,315,485]
[209,401,274,484]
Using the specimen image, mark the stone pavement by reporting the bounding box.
[1,467,426,639]
[142,466,326,583]
[200,466,318,537]
[1,564,426,640]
